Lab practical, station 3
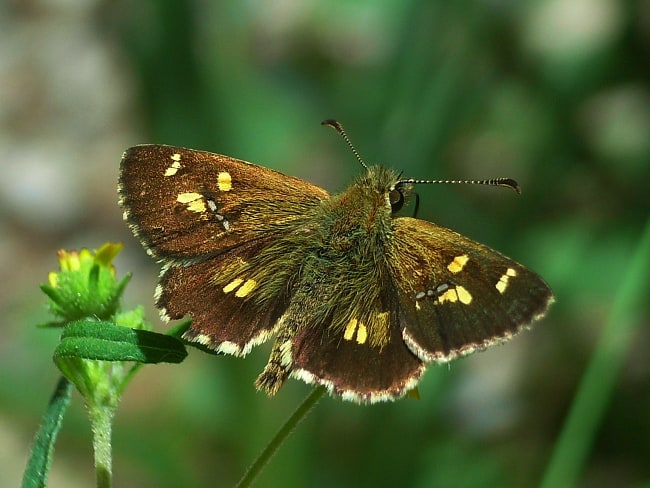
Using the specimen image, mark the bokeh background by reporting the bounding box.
[1,1,648,487]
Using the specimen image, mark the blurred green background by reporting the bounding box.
[1,1,648,487]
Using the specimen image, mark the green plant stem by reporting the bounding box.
[237,387,326,488]
[22,376,73,488]
[88,404,116,488]
[541,218,650,488]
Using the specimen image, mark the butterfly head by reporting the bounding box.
[351,165,413,216]
[322,119,520,221]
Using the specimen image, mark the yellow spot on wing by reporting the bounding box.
[186,200,206,213]
[165,161,181,176]
[456,285,472,304]
[218,172,232,191]
[177,192,206,213]
[495,279,507,294]
[177,192,201,203]
[447,254,469,273]
[438,288,458,304]
[355,322,368,344]
[345,313,389,346]
[223,278,243,294]
[165,154,183,176]
[438,286,472,305]
[235,279,257,297]
[343,318,369,344]
[495,267,517,294]
[344,318,357,341]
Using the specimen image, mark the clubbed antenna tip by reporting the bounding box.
[321,119,368,170]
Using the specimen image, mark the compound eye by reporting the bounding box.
[389,188,404,213]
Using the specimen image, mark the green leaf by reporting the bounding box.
[21,377,72,488]
[55,320,187,364]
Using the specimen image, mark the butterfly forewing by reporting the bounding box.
[388,217,554,363]
[118,145,328,261]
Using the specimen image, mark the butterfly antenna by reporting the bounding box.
[321,119,369,171]
[400,177,522,194]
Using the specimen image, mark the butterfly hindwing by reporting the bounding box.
[250,271,426,402]
[157,238,292,356]
[289,303,426,403]
[118,144,329,261]
[388,217,554,363]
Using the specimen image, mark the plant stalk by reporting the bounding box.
[237,387,326,487]
[88,403,116,488]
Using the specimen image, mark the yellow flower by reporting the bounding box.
[41,243,129,325]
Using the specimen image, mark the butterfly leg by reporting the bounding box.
[255,325,294,395]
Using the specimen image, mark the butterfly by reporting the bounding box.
[118,120,553,403]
